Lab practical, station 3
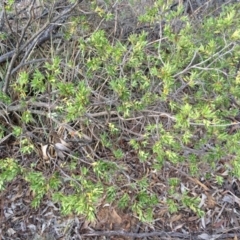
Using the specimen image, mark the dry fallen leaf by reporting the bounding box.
[95,206,110,230]
[109,207,122,230]
[170,214,182,223]
[206,193,216,209]
[41,144,49,160]
[198,193,207,208]
[173,223,185,231]
[94,206,123,231]
[55,142,71,152]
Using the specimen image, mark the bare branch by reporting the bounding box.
[0,0,82,65]
[2,1,36,94]
[82,230,240,240]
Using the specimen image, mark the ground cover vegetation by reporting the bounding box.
[0,0,240,239]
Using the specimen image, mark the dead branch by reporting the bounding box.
[2,1,36,94]
[0,0,82,65]
[82,230,240,240]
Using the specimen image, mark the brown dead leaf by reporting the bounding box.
[109,207,122,230]
[170,214,182,223]
[188,216,198,221]
[173,223,185,231]
[95,206,109,229]
[213,220,225,228]
[121,217,131,231]
[170,214,183,230]
[206,193,216,209]
[94,206,123,230]
[155,208,168,217]
[109,208,122,224]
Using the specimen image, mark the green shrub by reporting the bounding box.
[1,0,240,223]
